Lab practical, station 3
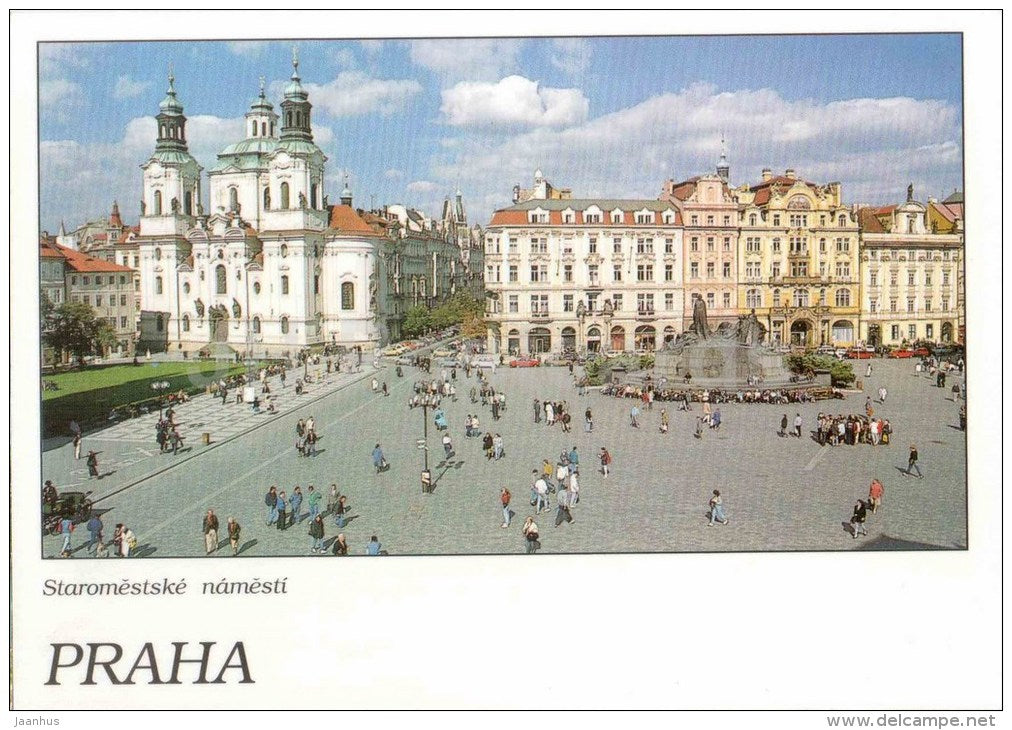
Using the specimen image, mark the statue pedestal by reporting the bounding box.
[653,339,792,387]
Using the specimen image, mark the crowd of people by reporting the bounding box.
[599,383,842,404]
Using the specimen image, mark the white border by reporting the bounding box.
[8,9,1005,720]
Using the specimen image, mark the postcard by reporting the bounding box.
[9,9,1004,720]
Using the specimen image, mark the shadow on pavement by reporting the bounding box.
[237,539,258,555]
[132,544,157,558]
[855,534,959,550]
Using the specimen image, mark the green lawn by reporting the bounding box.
[42,360,248,436]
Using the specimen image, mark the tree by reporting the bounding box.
[43,301,116,364]
[402,305,432,338]
[785,353,855,387]
[459,312,487,341]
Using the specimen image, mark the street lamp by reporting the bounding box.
[419,398,431,493]
[151,380,170,419]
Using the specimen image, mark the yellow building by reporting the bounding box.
[736,169,860,347]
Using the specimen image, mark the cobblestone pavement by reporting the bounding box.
[41,357,967,558]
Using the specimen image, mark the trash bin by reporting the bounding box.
[202,432,211,445]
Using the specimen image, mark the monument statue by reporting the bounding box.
[907,183,914,202]
[691,296,709,339]
[575,300,586,317]
[232,298,242,318]
[194,298,205,317]
[602,298,613,315]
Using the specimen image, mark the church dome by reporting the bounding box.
[159,73,185,115]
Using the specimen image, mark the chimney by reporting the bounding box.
[761,168,772,182]
[785,169,796,180]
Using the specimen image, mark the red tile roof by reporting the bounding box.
[40,241,65,258]
[328,204,383,236]
[56,243,133,273]
[858,208,887,233]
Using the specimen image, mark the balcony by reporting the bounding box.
[531,310,550,320]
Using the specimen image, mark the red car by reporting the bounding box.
[910,346,931,357]
[509,357,541,368]
[888,349,914,359]
[846,349,874,359]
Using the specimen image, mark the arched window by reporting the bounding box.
[296,111,301,126]
[311,183,319,209]
[270,122,275,135]
[252,316,261,334]
[286,111,292,126]
[749,214,757,226]
[280,243,288,258]
[183,281,190,295]
[156,314,164,332]
[154,247,162,261]
[263,187,270,210]
[835,288,851,307]
[280,182,290,209]
[341,282,354,310]
[251,121,257,137]
[153,191,162,215]
[773,288,781,306]
[184,191,192,216]
[215,265,227,295]
[261,121,267,136]
[159,124,166,138]
[280,316,289,334]
[155,276,163,295]
[281,275,289,295]
[182,314,190,332]
[253,281,261,295]
[229,187,239,212]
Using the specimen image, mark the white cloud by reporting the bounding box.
[440,75,589,129]
[406,180,439,193]
[430,83,962,223]
[306,71,422,117]
[360,40,383,55]
[550,38,591,77]
[384,168,404,179]
[113,74,152,99]
[226,41,270,57]
[330,47,356,69]
[409,39,524,81]
[39,78,82,106]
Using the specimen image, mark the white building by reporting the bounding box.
[136,60,386,355]
[485,172,685,355]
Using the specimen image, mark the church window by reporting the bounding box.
[280,243,288,258]
[253,281,261,295]
[270,122,275,135]
[281,275,289,295]
[252,316,261,334]
[154,247,162,261]
[215,265,227,295]
[296,111,301,126]
[280,316,289,334]
[263,187,270,210]
[280,182,290,209]
[311,183,319,209]
[286,111,292,126]
[341,282,354,310]
[182,314,190,332]
[262,121,267,136]
[184,191,192,216]
[159,124,166,138]
[154,191,162,215]
[183,281,190,295]
[229,187,239,211]
[251,121,257,137]
[155,277,163,295]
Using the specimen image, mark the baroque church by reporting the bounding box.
[137,55,464,356]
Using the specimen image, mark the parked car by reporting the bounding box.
[509,357,541,368]
[846,349,874,359]
[395,355,415,366]
[910,346,931,357]
[432,347,454,357]
[888,349,914,359]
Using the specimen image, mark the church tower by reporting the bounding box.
[139,69,203,236]
[716,135,730,182]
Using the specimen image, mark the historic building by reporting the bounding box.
[659,148,739,333]
[439,189,485,302]
[484,171,684,355]
[40,239,137,359]
[735,169,861,347]
[857,186,963,346]
[133,58,473,356]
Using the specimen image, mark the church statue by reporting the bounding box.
[575,300,586,317]
[194,298,205,317]
[232,299,242,319]
[299,192,307,210]
[171,197,179,213]
[264,189,271,210]
[691,296,709,339]
[907,183,914,202]
[602,298,613,315]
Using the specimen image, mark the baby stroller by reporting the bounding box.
[433,409,448,431]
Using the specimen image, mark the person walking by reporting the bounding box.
[493,433,504,460]
[711,408,721,431]
[630,404,640,428]
[366,535,382,555]
[500,487,512,528]
[585,407,593,433]
[309,514,325,553]
[227,517,241,556]
[334,495,349,528]
[265,486,278,526]
[659,409,669,434]
[905,444,923,478]
[86,513,103,552]
[58,515,75,557]
[523,516,540,554]
[868,479,884,514]
[866,362,873,378]
[599,447,612,478]
[442,433,454,460]
[878,386,887,403]
[554,488,574,527]
[326,484,339,516]
[120,526,136,557]
[203,509,219,555]
[708,490,729,526]
[276,491,288,531]
[86,451,100,479]
[568,446,580,474]
[533,470,550,514]
[290,486,304,524]
[568,470,580,506]
[73,432,82,460]
[332,533,348,556]
[850,499,869,538]
[779,413,788,437]
[793,413,803,438]
[372,443,387,473]
[307,485,321,521]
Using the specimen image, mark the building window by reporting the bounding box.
[706,237,714,252]
[664,238,673,253]
[926,323,934,339]
[120,294,127,306]
[508,265,518,283]
[613,265,622,283]
[637,293,654,313]
[508,237,518,253]
[839,215,847,226]
[153,191,162,215]
[890,299,897,313]
[280,182,290,209]
[941,298,949,311]
[690,215,698,226]
[690,237,699,252]
[942,270,950,286]
[772,215,781,227]
[588,237,597,254]
[869,271,877,287]
[508,295,518,313]
[772,238,781,253]
[723,237,731,252]
[637,264,654,282]
[563,294,574,312]
[722,262,731,278]
[705,262,714,278]
[908,324,916,340]
[835,262,851,278]
[791,262,808,278]
[588,265,599,286]
[181,314,190,332]
[215,265,227,294]
[636,238,654,254]
[907,298,915,313]
[835,289,851,307]
[924,272,932,286]
[746,288,762,308]
[280,243,289,258]
[749,214,757,226]
[281,275,289,295]
[253,316,261,334]
[771,262,781,279]
[665,292,674,310]
[706,292,715,308]
[341,282,354,310]
[925,299,932,312]
[563,264,573,283]
[281,317,290,334]
[891,324,900,340]
[690,262,699,279]
[890,271,898,287]
[664,264,673,281]
[612,238,622,254]
[155,276,163,295]
[722,292,731,308]
[612,294,623,311]
[793,289,809,307]
[120,316,128,329]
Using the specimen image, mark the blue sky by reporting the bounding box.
[39,34,963,234]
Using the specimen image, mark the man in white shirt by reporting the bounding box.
[534,472,550,514]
